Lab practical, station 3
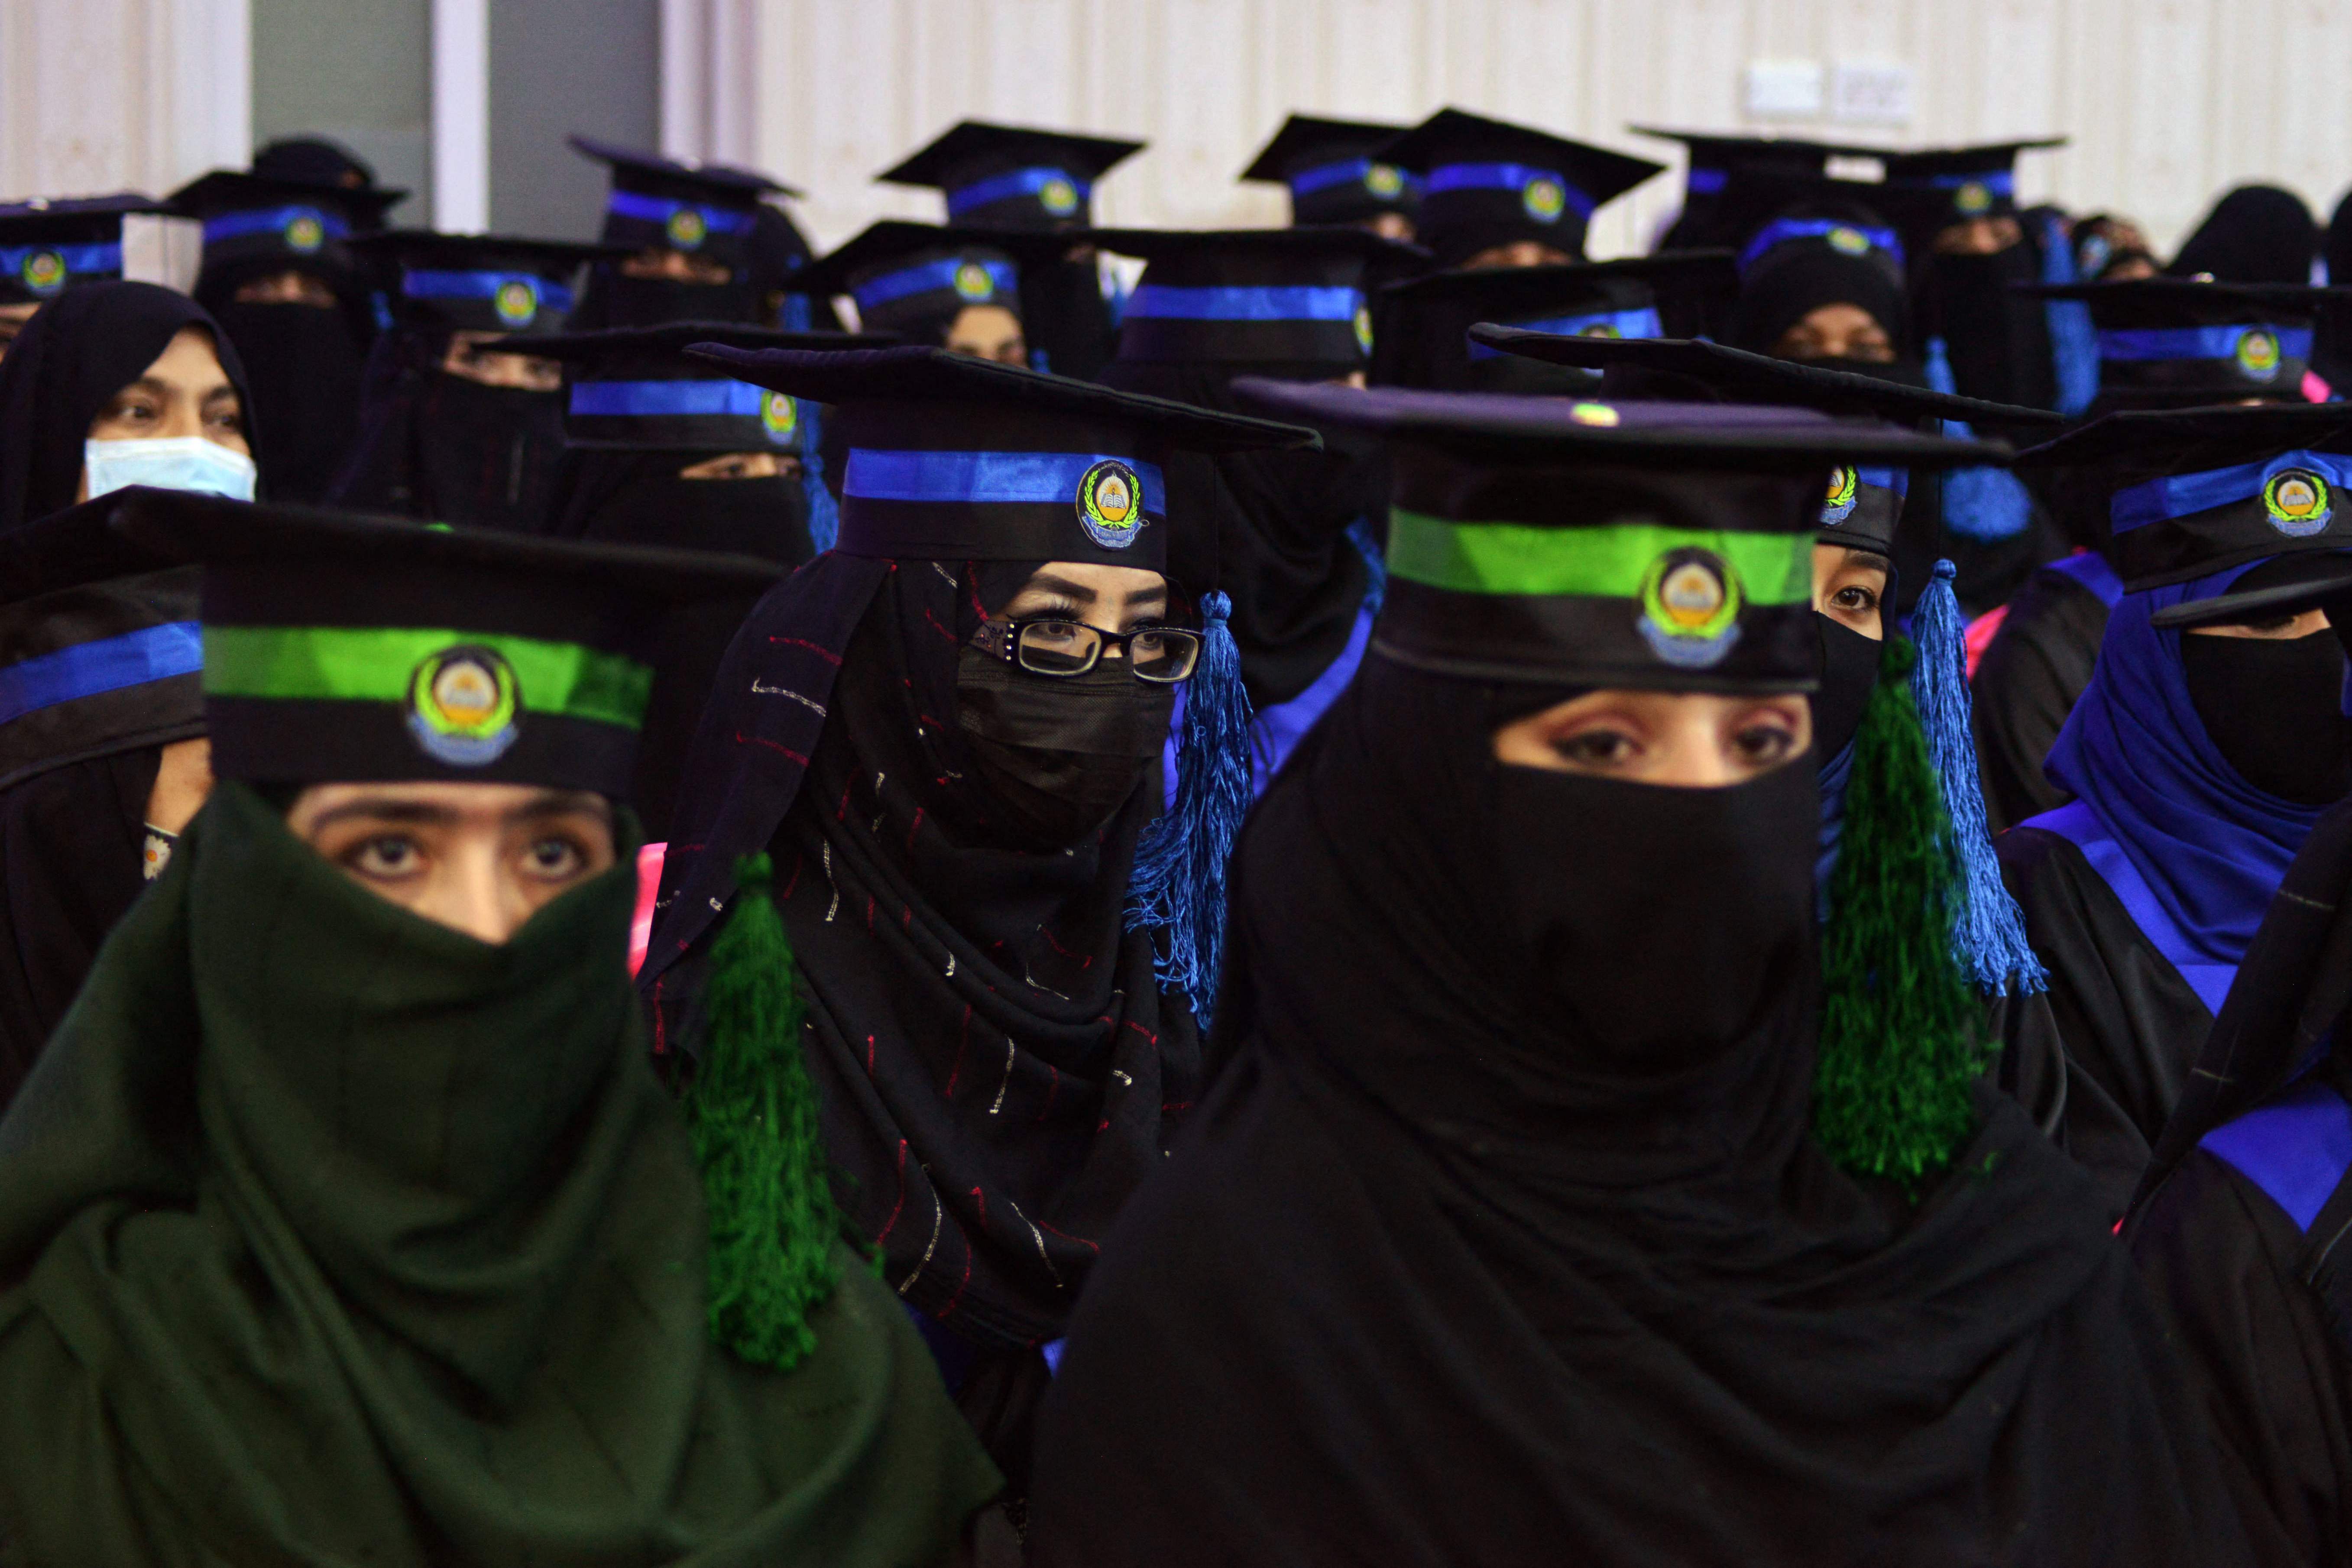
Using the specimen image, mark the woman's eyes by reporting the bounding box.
[1732,722,1801,764]
[102,395,160,425]
[348,835,422,877]
[1551,728,1637,766]
[523,836,588,880]
[1831,584,1880,612]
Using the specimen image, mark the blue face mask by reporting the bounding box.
[83,437,258,503]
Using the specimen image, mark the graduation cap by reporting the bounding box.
[1376,107,1664,268]
[1229,379,2001,688]
[107,491,781,798]
[0,194,179,305]
[2015,402,2352,590]
[168,170,405,289]
[1880,139,2064,228]
[785,220,1060,340]
[1239,114,1421,228]
[569,136,793,269]
[352,231,623,337]
[878,121,1144,232]
[1631,129,1892,249]
[0,490,203,791]
[488,323,883,452]
[1469,327,2063,556]
[250,137,382,201]
[1371,251,1736,392]
[2016,278,2342,410]
[2148,550,2352,629]
[1084,226,1423,369]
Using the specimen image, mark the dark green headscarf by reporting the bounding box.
[0,780,998,1564]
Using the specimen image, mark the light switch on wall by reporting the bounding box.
[1831,61,1914,126]
[1743,60,1825,120]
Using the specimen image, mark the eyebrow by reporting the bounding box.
[1837,548,1889,572]
[308,790,612,831]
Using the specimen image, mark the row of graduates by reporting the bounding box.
[3,103,2352,1563]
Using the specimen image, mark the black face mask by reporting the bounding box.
[2182,628,2352,805]
[590,275,761,329]
[1930,244,2042,402]
[577,470,812,564]
[1493,758,1817,1071]
[209,299,369,504]
[955,649,1176,849]
[1813,615,1883,765]
[414,375,567,532]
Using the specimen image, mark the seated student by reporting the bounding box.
[786,220,1062,366]
[332,232,611,533]
[639,345,1314,1509]
[1375,107,1662,271]
[2001,403,2352,1215]
[1238,114,1423,243]
[568,136,794,329]
[0,282,258,1106]
[0,493,1000,1565]
[2127,582,2352,1565]
[0,194,185,359]
[1025,382,2252,1568]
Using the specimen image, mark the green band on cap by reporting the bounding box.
[202,625,654,731]
[1387,509,1814,605]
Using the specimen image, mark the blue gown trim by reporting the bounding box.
[2201,1076,2352,1232]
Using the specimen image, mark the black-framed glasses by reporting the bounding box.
[972,616,1203,683]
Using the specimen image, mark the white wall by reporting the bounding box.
[660,0,2352,259]
[0,0,250,201]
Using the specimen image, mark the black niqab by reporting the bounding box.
[2169,185,2320,285]
[204,300,367,504]
[1029,652,2252,1568]
[330,329,567,532]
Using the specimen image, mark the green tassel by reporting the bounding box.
[1813,636,1993,1193]
[684,853,841,1373]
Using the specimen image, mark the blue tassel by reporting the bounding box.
[1345,513,1387,616]
[797,399,839,554]
[1910,559,2048,997]
[1127,589,1255,1027]
[2037,212,2100,418]
[1923,338,2035,541]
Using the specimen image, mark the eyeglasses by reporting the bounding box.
[971,616,1203,683]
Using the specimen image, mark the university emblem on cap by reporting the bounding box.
[666,207,708,250]
[760,390,798,445]
[952,260,995,301]
[1637,548,1744,667]
[492,276,540,328]
[2263,468,2332,537]
[284,211,326,253]
[1827,226,1871,256]
[1364,162,1406,198]
[19,249,65,296]
[1353,302,1374,355]
[1954,181,1993,216]
[1076,458,1144,550]
[1523,176,1568,224]
[2236,328,2283,382]
[1570,402,1620,428]
[406,645,521,765]
[1576,321,1622,340]
[1822,467,1860,525]
[1039,176,1081,217]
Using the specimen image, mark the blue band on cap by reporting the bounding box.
[1859,467,1911,499]
[1923,170,2016,196]
[852,255,1017,311]
[2098,325,2313,363]
[569,378,766,418]
[1425,162,1596,219]
[1125,285,1364,322]
[945,168,1091,218]
[1465,306,1661,359]
[0,241,121,280]
[844,449,1166,511]
[604,190,756,235]
[2111,449,2352,533]
[402,270,576,312]
[0,622,202,726]
[201,206,350,246]
[1684,167,1728,196]
[1288,158,1420,199]
[1737,217,1903,273]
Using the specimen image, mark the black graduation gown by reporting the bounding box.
[1973,559,2117,832]
[1997,822,2212,1216]
[2131,1137,2352,1566]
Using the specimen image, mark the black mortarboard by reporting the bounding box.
[490,323,882,451]
[785,221,1063,340]
[250,137,380,195]
[1470,327,2061,555]
[1230,380,2001,688]
[569,136,793,272]
[2016,278,2341,410]
[168,170,405,289]
[351,231,622,337]
[1239,114,1421,228]
[1880,139,2064,228]
[684,345,1315,575]
[1371,252,1736,392]
[1631,128,1890,248]
[1726,198,1915,355]
[0,194,178,305]
[2015,403,2352,590]
[1084,226,1423,369]
[108,491,781,798]
[0,490,202,790]
[1376,107,1664,268]
[878,121,1145,233]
